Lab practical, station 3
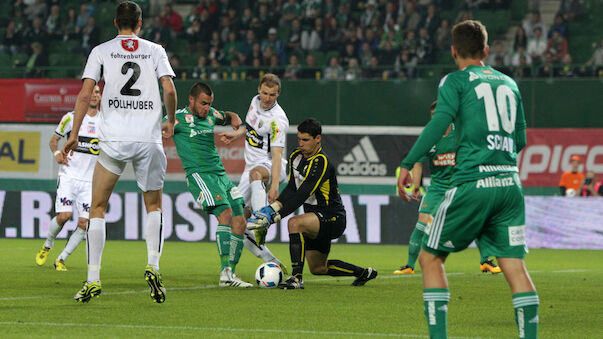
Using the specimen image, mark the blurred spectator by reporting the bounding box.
[510,45,531,67]
[1,20,22,55]
[46,4,61,38]
[239,29,256,58]
[24,0,47,22]
[416,27,434,64]
[360,0,380,27]
[359,42,373,66]
[399,2,422,33]
[360,28,380,53]
[256,3,273,39]
[218,16,232,44]
[513,55,533,78]
[559,155,584,196]
[344,58,362,80]
[298,54,321,79]
[247,57,263,80]
[585,37,603,76]
[513,26,528,52]
[71,16,99,54]
[208,57,222,80]
[224,31,241,61]
[383,2,398,28]
[396,49,418,79]
[421,4,440,36]
[402,30,418,56]
[183,6,200,32]
[301,17,323,51]
[324,56,344,80]
[546,30,567,63]
[286,19,303,54]
[378,40,398,65]
[537,57,554,77]
[208,31,224,60]
[24,17,47,46]
[248,42,263,65]
[76,4,93,32]
[460,0,489,11]
[24,42,48,78]
[240,7,254,31]
[262,46,275,66]
[335,3,350,26]
[262,27,286,65]
[559,0,584,22]
[581,171,602,197]
[435,18,451,50]
[527,27,547,64]
[170,54,184,79]
[191,55,209,79]
[145,15,170,47]
[492,55,512,76]
[523,11,548,39]
[282,0,302,26]
[186,19,202,49]
[486,41,510,66]
[62,8,78,41]
[363,56,382,79]
[283,54,301,80]
[323,18,343,52]
[162,4,183,38]
[556,53,575,77]
[549,14,568,38]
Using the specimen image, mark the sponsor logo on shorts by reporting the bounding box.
[508,225,526,246]
[476,176,515,188]
[60,197,73,206]
[82,203,90,212]
[230,187,243,200]
[442,240,455,248]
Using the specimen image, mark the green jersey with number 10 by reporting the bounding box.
[434,65,526,185]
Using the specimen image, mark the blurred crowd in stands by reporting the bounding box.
[1,0,602,79]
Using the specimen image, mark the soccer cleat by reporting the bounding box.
[144,266,166,303]
[230,273,253,288]
[352,267,378,286]
[74,281,101,303]
[481,259,502,274]
[219,267,234,287]
[278,275,304,289]
[54,259,67,271]
[35,246,51,266]
[393,264,414,274]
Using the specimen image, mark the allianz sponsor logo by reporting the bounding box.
[337,136,387,176]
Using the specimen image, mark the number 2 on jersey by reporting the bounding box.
[120,62,141,96]
[474,83,516,134]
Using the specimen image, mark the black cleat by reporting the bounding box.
[352,267,378,286]
[145,266,166,303]
[278,275,304,289]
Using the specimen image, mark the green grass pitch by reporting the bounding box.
[1,239,601,338]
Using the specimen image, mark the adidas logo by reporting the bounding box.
[443,240,455,248]
[337,136,387,176]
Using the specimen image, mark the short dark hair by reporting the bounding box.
[116,1,142,31]
[452,20,488,59]
[189,82,213,98]
[298,118,321,137]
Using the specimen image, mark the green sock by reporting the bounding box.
[513,291,539,339]
[407,222,426,269]
[423,288,450,339]
[229,233,244,273]
[216,224,231,271]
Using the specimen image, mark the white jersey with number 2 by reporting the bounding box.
[81,34,175,144]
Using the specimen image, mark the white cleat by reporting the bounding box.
[230,274,253,288]
[219,267,234,287]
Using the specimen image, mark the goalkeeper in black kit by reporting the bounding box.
[248,118,377,289]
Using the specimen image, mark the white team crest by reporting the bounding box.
[185,114,194,123]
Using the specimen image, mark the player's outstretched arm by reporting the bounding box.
[219,127,246,144]
[49,134,68,165]
[62,79,95,157]
[160,75,177,139]
[223,111,243,130]
[268,146,284,202]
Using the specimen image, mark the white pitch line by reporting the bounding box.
[0,321,486,339]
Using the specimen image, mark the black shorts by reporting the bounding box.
[305,209,346,254]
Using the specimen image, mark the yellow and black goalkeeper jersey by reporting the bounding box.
[278,147,345,217]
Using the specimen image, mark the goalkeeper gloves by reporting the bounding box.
[247,202,282,230]
[254,228,267,246]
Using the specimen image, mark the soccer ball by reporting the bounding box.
[565,188,577,197]
[255,262,283,288]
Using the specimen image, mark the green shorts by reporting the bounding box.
[422,172,527,259]
[418,189,446,215]
[186,172,244,217]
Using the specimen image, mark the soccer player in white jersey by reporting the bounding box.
[35,85,102,271]
[219,74,289,268]
[62,1,177,304]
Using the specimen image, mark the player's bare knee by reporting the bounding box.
[230,215,246,235]
[77,218,88,230]
[287,217,302,233]
[249,170,263,182]
[56,212,72,226]
[217,208,233,224]
[309,265,328,275]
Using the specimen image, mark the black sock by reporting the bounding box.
[289,233,304,279]
[327,259,364,277]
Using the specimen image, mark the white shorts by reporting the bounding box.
[55,175,92,219]
[238,161,287,204]
[98,141,167,192]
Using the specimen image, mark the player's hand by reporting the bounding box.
[226,111,242,130]
[162,120,175,139]
[397,167,413,202]
[219,131,236,145]
[411,186,421,201]
[247,204,282,230]
[267,185,279,203]
[54,151,69,165]
[62,136,78,157]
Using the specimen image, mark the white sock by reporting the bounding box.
[87,218,105,283]
[58,227,86,262]
[44,216,62,249]
[243,229,280,264]
[250,180,267,211]
[145,211,163,271]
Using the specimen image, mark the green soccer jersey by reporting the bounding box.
[419,129,456,192]
[166,107,227,175]
[436,65,526,184]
